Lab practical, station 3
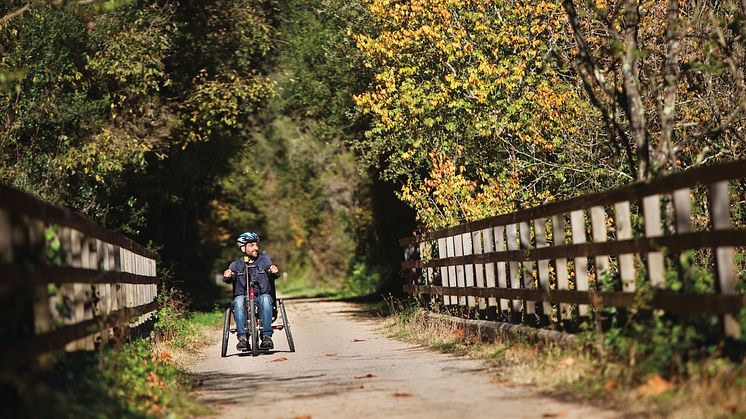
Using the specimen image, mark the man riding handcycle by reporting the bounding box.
[221,232,295,357]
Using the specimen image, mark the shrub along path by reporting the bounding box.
[189,298,616,418]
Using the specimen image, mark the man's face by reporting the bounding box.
[242,242,259,258]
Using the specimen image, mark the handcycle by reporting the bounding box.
[221,273,295,357]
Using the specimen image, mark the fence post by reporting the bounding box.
[66,229,84,351]
[437,238,449,307]
[519,221,535,315]
[461,232,475,309]
[590,206,610,286]
[533,218,552,318]
[643,194,666,287]
[446,236,457,306]
[482,228,497,319]
[571,210,589,316]
[614,201,636,292]
[494,226,509,318]
[506,224,521,319]
[552,215,571,320]
[472,230,486,312]
[709,181,739,339]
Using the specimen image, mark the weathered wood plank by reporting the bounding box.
[399,230,746,269]
[472,230,486,310]
[571,210,589,316]
[402,285,746,314]
[614,201,636,292]
[0,185,156,258]
[673,188,692,233]
[462,232,476,307]
[643,194,666,288]
[590,206,610,285]
[495,226,508,313]
[709,181,739,339]
[437,237,448,306]
[446,236,457,305]
[482,228,497,309]
[534,218,551,315]
[519,221,535,315]
[0,301,158,372]
[552,214,571,320]
[506,224,521,314]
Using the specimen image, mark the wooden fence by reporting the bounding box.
[400,160,746,339]
[0,185,159,370]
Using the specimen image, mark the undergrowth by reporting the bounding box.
[1,287,221,418]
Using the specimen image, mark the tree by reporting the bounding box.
[562,0,746,180]
[353,0,612,228]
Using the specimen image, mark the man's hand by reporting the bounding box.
[223,269,234,278]
[268,265,279,275]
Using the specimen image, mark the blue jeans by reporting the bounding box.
[256,293,274,338]
[232,293,274,339]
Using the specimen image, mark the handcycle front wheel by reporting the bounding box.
[248,298,259,357]
[221,306,231,357]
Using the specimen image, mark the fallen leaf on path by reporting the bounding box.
[271,357,288,362]
[354,373,376,379]
[293,415,312,419]
[325,352,337,356]
[352,338,366,342]
[541,413,566,418]
[392,392,412,398]
[558,357,575,368]
[358,385,365,389]
[604,380,618,392]
[154,350,172,363]
[636,374,674,397]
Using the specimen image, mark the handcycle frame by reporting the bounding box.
[221,269,295,357]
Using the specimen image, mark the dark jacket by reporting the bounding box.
[225,252,278,298]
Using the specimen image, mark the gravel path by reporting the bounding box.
[190,298,618,419]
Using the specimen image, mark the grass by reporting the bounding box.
[379,298,746,418]
[276,272,366,299]
[1,288,224,419]
[276,274,338,298]
[276,260,384,300]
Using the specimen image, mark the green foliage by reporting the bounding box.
[153,287,219,349]
[336,260,380,297]
[352,0,618,229]
[0,340,206,418]
[182,70,274,144]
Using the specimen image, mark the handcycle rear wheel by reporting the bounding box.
[248,298,259,357]
[221,306,231,357]
[279,299,295,352]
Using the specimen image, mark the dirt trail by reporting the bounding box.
[190,298,618,419]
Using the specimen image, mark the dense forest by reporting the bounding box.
[1,0,745,297]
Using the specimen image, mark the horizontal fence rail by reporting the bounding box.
[0,184,159,370]
[400,160,746,339]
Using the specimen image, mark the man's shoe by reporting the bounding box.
[236,336,248,351]
[260,336,274,350]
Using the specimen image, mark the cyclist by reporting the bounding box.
[223,232,280,351]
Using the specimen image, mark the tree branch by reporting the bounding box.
[658,0,681,172]
[1,2,31,24]
[620,0,649,180]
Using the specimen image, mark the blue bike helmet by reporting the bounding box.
[236,232,260,247]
